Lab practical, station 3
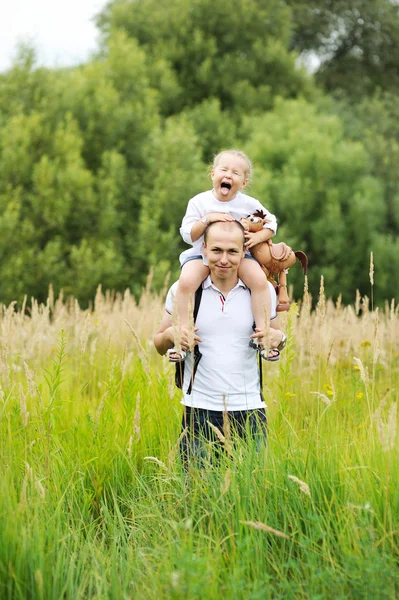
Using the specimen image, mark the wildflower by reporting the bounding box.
[360,340,371,348]
[356,392,364,400]
[285,392,296,398]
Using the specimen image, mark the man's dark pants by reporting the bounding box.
[180,406,267,469]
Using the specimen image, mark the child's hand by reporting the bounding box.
[244,230,262,249]
[171,327,202,351]
[207,212,235,223]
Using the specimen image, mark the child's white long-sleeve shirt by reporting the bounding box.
[179,189,277,265]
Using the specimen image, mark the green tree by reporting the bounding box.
[288,0,399,98]
[97,0,314,115]
[244,98,389,304]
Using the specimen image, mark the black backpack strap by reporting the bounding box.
[252,320,265,403]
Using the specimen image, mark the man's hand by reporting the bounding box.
[250,327,285,349]
[168,326,202,352]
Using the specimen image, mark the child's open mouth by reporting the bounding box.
[221,182,232,192]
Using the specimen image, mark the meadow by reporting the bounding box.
[0,274,398,599]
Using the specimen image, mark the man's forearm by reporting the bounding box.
[154,327,174,356]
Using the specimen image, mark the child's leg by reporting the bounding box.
[176,260,210,327]
[239,259,281,359]
[238,258,272,332]
[168,259,209,362]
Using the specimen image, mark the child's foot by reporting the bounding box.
[249,333,287,362]
[167,348,187,363]
[248,339,280,361]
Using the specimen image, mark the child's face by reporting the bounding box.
[211,153,249,202]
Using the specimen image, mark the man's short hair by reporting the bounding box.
[204,220,245,246]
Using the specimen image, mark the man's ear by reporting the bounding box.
[202,240,207,254]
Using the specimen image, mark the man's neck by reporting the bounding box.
[210,276,239,296]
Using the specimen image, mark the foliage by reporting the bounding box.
[96,0,314,114]
[0,0,399,306]
[288,0,399,98]
[0,286,398,598]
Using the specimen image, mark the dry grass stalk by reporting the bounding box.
[353,357,370,385]
[369,252,374,286]
[207,421,233,457]
[221,468,232,495]
[95,391,108,424]
[310,391,333,407]
[19,384,29,427]
[80,312,91,354]
[143,456,168,469]
[240,520,289,539]
[288,474,311,497]
[316,275,326,326]
[124,319,150,376]
[133,392,141,442]
[23,361,37,398]
[168,427,188,468]
[373,399,397,452]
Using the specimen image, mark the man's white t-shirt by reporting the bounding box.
[166,276,277,411]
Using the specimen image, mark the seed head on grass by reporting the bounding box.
[124,319,150,378]
[240,521,289,539]
[373,397,397,453]
[207,421,233,457]
[133,392,141,441]
[168,427,188,468]
[316,275,326,325]
[19,384,29,427]
[23,361,37,398]
[369,251,374,286]
[143,456,168,469]
[288,474,311,498]
[310,391,333,407]
[353,357,370,384]
[80,312,91,354]
[221,468,232,495]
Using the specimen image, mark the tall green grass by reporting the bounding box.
[0,282,398,599]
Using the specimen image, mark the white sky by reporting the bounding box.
[0,0,108,73]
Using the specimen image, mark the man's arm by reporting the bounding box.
[154,312,175,355]
[154,312,202,356]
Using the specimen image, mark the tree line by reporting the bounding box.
[0,0,398,306]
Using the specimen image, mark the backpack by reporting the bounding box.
[174,284,264,399]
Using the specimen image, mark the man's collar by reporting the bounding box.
[203,275,247,291]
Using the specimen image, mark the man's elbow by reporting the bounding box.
[153,334,166,356]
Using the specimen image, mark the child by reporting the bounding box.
[169,149,284,362]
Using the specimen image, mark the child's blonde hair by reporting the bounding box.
[212,149,253,182]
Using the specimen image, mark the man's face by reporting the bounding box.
[211,153,248,202]
[203,225,245,284]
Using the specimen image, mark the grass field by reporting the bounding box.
[1,277,398,599]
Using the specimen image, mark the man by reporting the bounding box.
[154,220,286,465]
